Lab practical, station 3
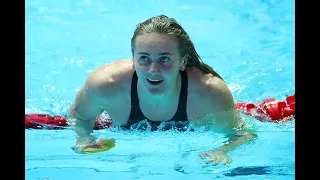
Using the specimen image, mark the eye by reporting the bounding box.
[139,56,150,62]
[159,56,171,62]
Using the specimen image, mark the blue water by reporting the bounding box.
[25,0,295,179]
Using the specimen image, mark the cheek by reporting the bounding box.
[162,59,183,70]
[161,61,180,75]
[134,59,146,70]
[161,62,173,70]
[137,60,148,67]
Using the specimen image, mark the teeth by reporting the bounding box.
[147,79,162,82]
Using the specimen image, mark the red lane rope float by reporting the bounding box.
[25,114,112,130]
[25,94,295,130]
[235,94,295,122]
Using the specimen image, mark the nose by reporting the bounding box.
[148,62,160,74]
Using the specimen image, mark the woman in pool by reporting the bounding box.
[66,15,257,166]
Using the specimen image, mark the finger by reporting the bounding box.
[71,146,79,152]
[71,146,80,153]
[211,157,222,166]
[222,156,232,165]
[200,153,208,159]
[227,157,232,164]
[71,145,85,153]
[206,157,218,164]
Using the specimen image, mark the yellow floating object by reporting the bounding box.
[82,138,116,154]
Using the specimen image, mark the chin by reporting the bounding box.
[147,88,165,96]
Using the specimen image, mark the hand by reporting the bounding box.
[71,135,97,154]
[200,149,232,166]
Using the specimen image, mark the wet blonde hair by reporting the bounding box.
[131,15,222,79]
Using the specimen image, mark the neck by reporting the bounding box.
[137,73,181,108]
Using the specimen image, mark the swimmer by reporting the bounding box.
[66,15,257,166]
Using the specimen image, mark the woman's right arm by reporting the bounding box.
[66,72,107,146]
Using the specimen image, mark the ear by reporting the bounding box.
[180,55,188,71]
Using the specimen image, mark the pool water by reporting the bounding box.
[25,0,295,179]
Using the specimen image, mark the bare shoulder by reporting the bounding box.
[186,68,235,114]
[186,68,243,131]
[85,59,134,95]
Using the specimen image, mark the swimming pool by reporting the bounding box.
[25,0,295,179]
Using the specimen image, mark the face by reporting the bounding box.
[133,33,186,95]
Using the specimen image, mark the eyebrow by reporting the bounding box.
[138,52,173,56]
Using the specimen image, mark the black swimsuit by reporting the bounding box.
[121,70,189,131]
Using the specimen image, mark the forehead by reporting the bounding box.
[134,33,179,53]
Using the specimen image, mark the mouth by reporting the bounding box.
[146,78,164,86]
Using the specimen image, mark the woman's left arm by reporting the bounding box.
[196,77,258,165]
